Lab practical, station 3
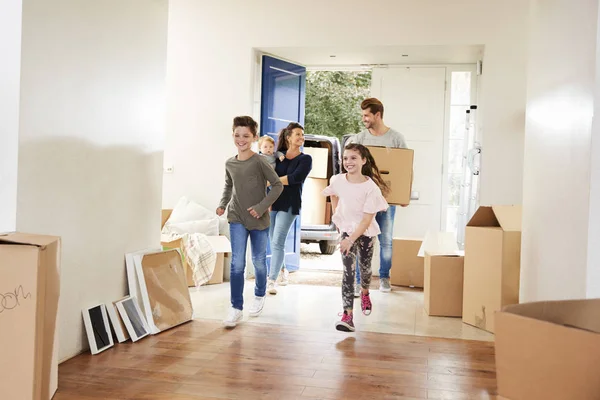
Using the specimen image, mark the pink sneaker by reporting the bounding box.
[361,292,372,316]
[335,311,355,332]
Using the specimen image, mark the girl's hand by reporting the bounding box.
[216,207,225,216]
[339,237,353,255]
[247,207,260,219]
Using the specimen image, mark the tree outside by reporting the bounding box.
[304,70,372,141]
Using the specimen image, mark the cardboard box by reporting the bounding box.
[463,205,522,333]
[0,233,61,400]
[424,254,464,317]
[324,201,332,225]
[366,146,414,205]
[390,238,423,287]
[301,178,328,225]
[495,299,600,400]
[204,235,231,285]
[303,147,329,179]
[161,209,231,286]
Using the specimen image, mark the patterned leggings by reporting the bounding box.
[341,233,375,311]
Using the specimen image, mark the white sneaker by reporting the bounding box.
[380,278,392,293]
[279,268,290,286]
[248,296,266,317]
[267,279,277,295]
[354,283,361,298]
[223,307,243,328]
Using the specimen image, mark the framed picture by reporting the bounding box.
[115,296,150,342]
[106,298,130,343]
[82,304,114,355]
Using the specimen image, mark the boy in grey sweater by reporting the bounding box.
[217,116,283,329]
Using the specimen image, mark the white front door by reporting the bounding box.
[370,67,447,238]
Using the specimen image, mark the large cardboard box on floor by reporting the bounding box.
[390,238,423,287]
[0,233,61,400]
[366,146,413,205]
[303,146,329,179]
[161,209,231,286]
[301,178,328,225]
[495,299,600,400]
[463,205,521,333]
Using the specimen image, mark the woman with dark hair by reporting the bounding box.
[267,122,312,294]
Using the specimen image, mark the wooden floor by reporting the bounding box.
[55,320,498,400]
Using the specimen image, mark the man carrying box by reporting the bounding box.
[347,98,408,294]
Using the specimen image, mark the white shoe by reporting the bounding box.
[223,307,243,328]
[267,279,277,295]
[354,283,361,298]
[248,296,266,317]
[279,268,290,286]
[380,278,392,293]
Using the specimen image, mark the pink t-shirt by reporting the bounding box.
[322,173,389,237]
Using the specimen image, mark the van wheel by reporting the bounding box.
[319,240,337,255]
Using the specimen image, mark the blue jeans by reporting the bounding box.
[356,205,396,281]
[268,208,297,281]
[229,223,269,310]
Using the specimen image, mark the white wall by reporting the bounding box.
[521,0,598,302]
[164,0,529,211]
[17,0,168,360]
[0,0,22,233]
[588,3,600,298]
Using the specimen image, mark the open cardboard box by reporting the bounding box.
[463,205,521,333]
[161,209,230,286]
[495,298,600,400]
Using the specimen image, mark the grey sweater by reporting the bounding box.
[218,153,283,231]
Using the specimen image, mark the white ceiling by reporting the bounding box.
[258,45,484,68]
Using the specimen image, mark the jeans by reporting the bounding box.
[229,223,269,310]
[356,205,396,281]
[268,208,297,281]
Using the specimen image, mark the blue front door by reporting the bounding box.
[260,55,306,272]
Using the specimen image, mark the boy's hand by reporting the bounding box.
[216,207,225,216]
[279,155,285,161]
[247,207,260,219]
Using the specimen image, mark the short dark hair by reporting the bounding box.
[232,116,258,137]
[361,98,384,118]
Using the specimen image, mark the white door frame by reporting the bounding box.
[440,64,479,232]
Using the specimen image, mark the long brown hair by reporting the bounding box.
[276,122,304,153]
[343,143,390,196]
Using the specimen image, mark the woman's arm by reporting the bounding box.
[279,155,312,186]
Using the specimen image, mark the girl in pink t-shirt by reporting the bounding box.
[322,143,389,332]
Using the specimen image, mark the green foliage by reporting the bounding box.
[305,70,372,140]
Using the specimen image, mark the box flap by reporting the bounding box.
[205,235,232,253]
[417,231,460,257]
[492,205,522,232]
[467,205,521,231]
[502,298,600,333]
[0,232,60,248]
